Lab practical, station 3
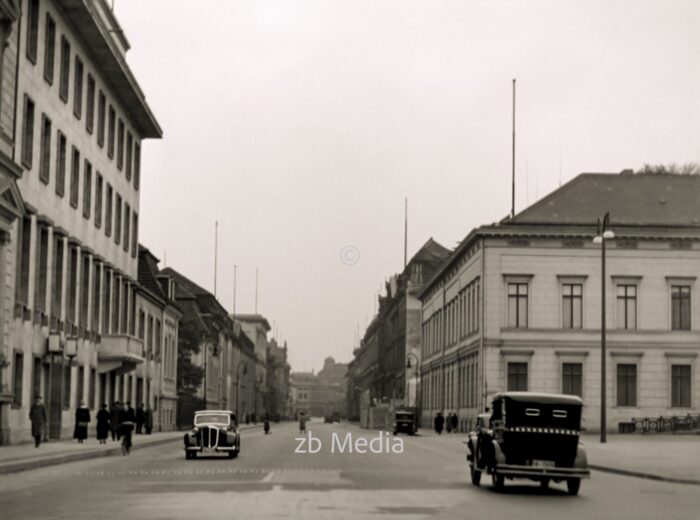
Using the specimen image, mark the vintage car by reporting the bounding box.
[392,408,418,435]
[466,392,590,495]
[183,410,241,459]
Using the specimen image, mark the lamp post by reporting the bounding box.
[236,360,247,424]
[593,212,614,443]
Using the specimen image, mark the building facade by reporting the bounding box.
[420,172,700,433]
[2,0,161,443]
[234,314,270,421]
[265,337,290,420]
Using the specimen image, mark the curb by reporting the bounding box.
[590,464,700,486]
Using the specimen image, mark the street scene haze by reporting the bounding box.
[0,1,699,519]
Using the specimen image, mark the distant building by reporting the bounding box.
[420,172,700,432]
[233,314,271,421]
[265,338,290,419]
[291,357,348,418]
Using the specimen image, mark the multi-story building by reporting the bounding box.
[234,314,270,421]
[420,172,700,432]
[265,337,290,420]
[232,321,256,422]
[289,371,314,418]
[2,0,161,443]
[291,358,348,418]
[135,246,181,432]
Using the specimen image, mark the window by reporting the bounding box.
[616,364,637,407]
[39,114,52,184]
[507,283,528,328]
[86,74,95,133]
[43,14,56,83]
[12,352,23,406]
[671,286,691,331]
[105,184,113,237]
[562,283,582,329]
[89,368,96,409]
[77,366,84,404]
[138,310,145,339]
[26,0,39,63]
[133,142,140,189]
[125,132,132,180]
[114,194,122,245]
[123,204,130,252]
[562,363,582,397]
[55,130,66,196]
[103,269,111,334]
[51,235,64,319]
[117,119,124,170]
[616,284,637,330]
[107,106,115,158]
[82,160,92,219]
[92,260,100,332]
[35,226,49,313]
[67,246,78,324]
[95,173,103,228]
[73,56,83,119]
[131,212,138,258]
[70,147,80,208]
[63,364,71,409]
[21,95,35,168]
[97,91,106,146]
[17,216,31,305]
[80,253,89,329]
[507,362,528,391]
[59,36,70,102]
[671,365,691,408]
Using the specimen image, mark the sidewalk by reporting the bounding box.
[0,423,259,475]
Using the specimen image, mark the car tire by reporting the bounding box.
[470,465,481,486]
[228,450,236,459]
[492,473,504,491]
[567,478,581,496]
[540,478,550,489]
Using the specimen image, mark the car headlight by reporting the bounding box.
[192,427,199,434]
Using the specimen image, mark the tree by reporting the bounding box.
[177,317,205,397]
[636,163,700,175]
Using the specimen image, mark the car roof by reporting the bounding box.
[194,410,234,414]
[494,392,583,406]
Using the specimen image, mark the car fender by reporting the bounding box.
[574,442,588,469]
[492,440,506,465]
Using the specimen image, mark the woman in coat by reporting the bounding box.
[96,403,110,444]
[74,400,91,443]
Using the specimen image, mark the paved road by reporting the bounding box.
[1,421,697,519]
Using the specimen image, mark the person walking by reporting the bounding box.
[110,401,121,441]
[450,412,459,434]
[136,403,145,434]
[119,401,136,455]
[299,412,307,433]
[434,412,444,435]
[74,400,90,443]
[96,403,110,444]
[145,405,153,434]
[263,413,271,435]
[446,413,453,434]
[29,395,47,448]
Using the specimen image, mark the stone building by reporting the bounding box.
[233,314,270,421]
[265,337,290,420]
[2,0,161,443]
[420,172,699,432]
[291,358,348,418]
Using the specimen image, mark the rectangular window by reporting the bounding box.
[39,114,52,184]
[34,226,49,312]
[507,283,528,328]
[112,276,119,333]
[80,253,89,329]
[33,357,41,401]
[562,363,583,397]
[95,173,103,228]
[616,364,637,407]
[77,366,84,404]
[616,285,637,330]
[82,160,92,219]
[55,130,66,196]
[13,352,23,406]
[138,310,145,339]
[131,212,138,258]
[117,119,124,170]
[97,91,106,147]
[671,286,691,331]
[114,194,122,245]
[43,13,56,83]
[21,95,35,168]
[63,364,71,409]
[105,184,113,237]
[67,246,78,324]
[89,368,96,409]
[125,132,132,180]
[26,0,39,63]
[103,269,111,334]
[107,105,115,158]
[562,283,583,329]
[123,204,130,252]
[133,142,140,190]
[85,74,95,134]
[92,260,101,333]
[671,365,691,408]
[507,362,528,391]
[59,36,70,102]
[51,235,64,319]
[73,56,83,119]
[70,147,80,208]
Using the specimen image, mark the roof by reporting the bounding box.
[137,246,167,305]
[511,173,700,227]
[409,237,451,266]
[233,314,271,331]
[494,392,583,406]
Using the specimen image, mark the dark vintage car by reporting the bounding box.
[393,408,418,435]
[183,410,241,459]
[466,392,590,495]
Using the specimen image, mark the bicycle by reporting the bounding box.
[121,421,135,455]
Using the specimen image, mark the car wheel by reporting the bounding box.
[190,451,197,459]
[228,450,236,459]
[540,478,550,489]
[567,478,581,496]
[185,451,191,460]
[470,465,481,486]
[492,473,504,491]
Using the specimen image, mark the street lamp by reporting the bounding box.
[236,360,247,424]
[593,212,614,443]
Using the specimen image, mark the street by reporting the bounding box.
[1,421,698,519]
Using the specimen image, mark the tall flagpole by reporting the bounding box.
[255,267,259,314]
[511,79,516,219]
[214,221,218,297]
[233,264,237,315]
[404,198,408,269]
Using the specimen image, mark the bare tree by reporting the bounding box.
[636,163,700,175]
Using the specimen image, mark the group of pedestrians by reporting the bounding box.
[433,411,459,434]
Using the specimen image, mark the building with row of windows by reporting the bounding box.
[419,172,699,432]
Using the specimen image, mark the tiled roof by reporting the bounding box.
[137,246,168,304]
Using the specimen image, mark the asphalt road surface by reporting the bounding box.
[1,421,697,519]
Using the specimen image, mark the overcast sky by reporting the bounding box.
[115,0,699,372]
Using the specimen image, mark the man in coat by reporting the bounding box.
[434,412,445,435]
[110,401,122,441]
[29,395,47,447]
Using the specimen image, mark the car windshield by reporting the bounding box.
[194,414,230,426]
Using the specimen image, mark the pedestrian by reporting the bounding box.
[299,412,307,433]
[451,412,458,434]
[245,414,250,425]
[74,400,90,443]
[434,412,444,435]
[110,401,121,441]
[145,405,153,434]
[136,403,145,434]
[446,413,453,433]
[119,401,136,455]
[263,413,271,435]
[29,395,47,448]
[96,403,110,444]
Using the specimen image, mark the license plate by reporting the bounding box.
[532,460,555,468]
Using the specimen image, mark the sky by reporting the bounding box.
[114,0,700,372]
